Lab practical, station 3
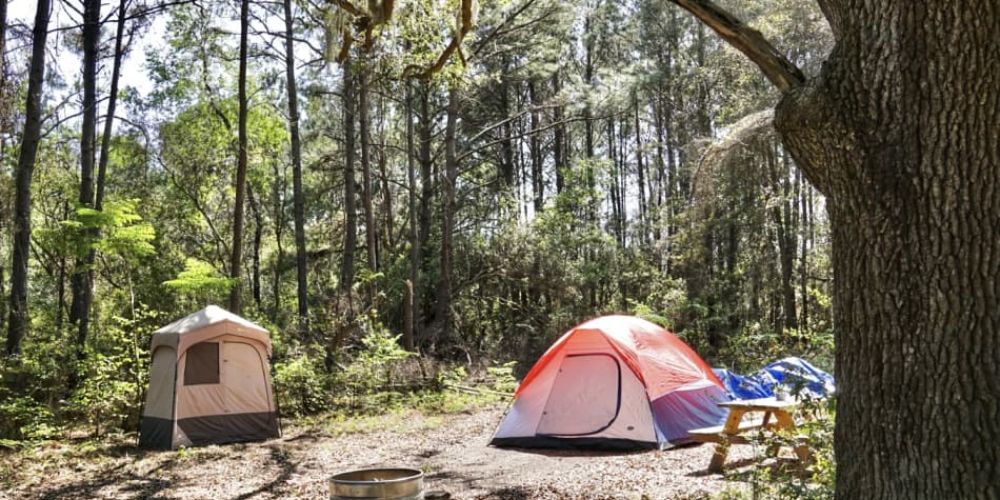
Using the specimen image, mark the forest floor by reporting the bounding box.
[0,404,765,499]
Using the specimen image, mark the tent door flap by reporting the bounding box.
[536,353,622,436]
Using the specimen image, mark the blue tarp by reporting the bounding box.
[714,357,835,400]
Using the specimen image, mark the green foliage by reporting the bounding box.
[69,348,140,436]
[723,397,836,499]
[273,352,327,417]
[485,361,518,394]
[163,258,235,301]
[338,314,415,396]
[68,310,159,437]
[0,395,58,442]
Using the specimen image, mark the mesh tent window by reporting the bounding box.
[185,342,220,385]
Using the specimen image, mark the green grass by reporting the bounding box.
[292,387,506,438]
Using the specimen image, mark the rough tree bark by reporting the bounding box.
[68,0,101,363]
[403,82,418,351]
[377,94,394,252]
[6,0,51,356]
[359,56,378,273]
[71,0,131,367]
[669,0,1000,497]
[433,86,459,346]
[340,58,358,295]
[229,0,250,313]
[415,82,434,327]
[283,0,309,329]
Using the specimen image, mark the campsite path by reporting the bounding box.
[2,405,758,499]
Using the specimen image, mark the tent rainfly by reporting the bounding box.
[491,315,729,450]
[139,305,280,449]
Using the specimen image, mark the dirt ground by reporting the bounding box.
[1,405,761,499]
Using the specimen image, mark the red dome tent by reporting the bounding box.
[491,315,728,450]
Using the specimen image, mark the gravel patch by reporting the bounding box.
[2,405,759,499]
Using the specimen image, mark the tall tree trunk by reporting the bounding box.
[403,82,418,351]
[801,179,811,329]
[340,57,358,295]
[633,93,647,242]
[583,17,596,207]
[377,92,394,251]
[617,117,628,246]
[779,6,1000,494]
[606,118,620,243]
[248,185,263,309]
[498,69,515,198]
[228,0,250,313]
[651,92,666,246]
[283,0,308,329]
[671,0,1000,496]
[359,57,378,273]
[528,81,543,213]
[770,143,797,331]
[552,72,565,195]
[57,201,69,335]
[416,82,433,313]
[271,160,284,322]
[71,0,130,364]
[434,86,459,345]
[0,0,7,339]
[69,0,101,363]
[96,0,129,212]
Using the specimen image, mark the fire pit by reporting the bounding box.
[329,468,425,499]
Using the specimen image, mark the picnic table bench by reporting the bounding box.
[688,397,811,472]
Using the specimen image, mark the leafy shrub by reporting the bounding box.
[67,313,151,436]
[732,397,836,499]
[485,361,518,394]
[338,315,415,395]
[273,353,327,417]
[0,396,58,442]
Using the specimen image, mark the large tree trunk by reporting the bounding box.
[403,82,418,351]
[415,82,434,334]
[71,0,130,364]
[377,93,394,252]
[229,0,250,313]
[359,58,378,273]
[283,0,309,329]
[96,0,129,212]
[6,0,51,356]
[433,87,459,346]
[69,0,101,363]
[340,58,358,295]
[771,144,798,331]
[670,0,1000,497]
[778,4,1000,496]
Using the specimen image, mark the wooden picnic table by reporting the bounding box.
[688,397,811,473]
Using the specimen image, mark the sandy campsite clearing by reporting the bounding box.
[1,405,760,499]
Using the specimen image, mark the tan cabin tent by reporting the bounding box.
[139,305,280,449]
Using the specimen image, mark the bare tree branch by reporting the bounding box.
[402,0,474,79]
[666,0,805,91]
